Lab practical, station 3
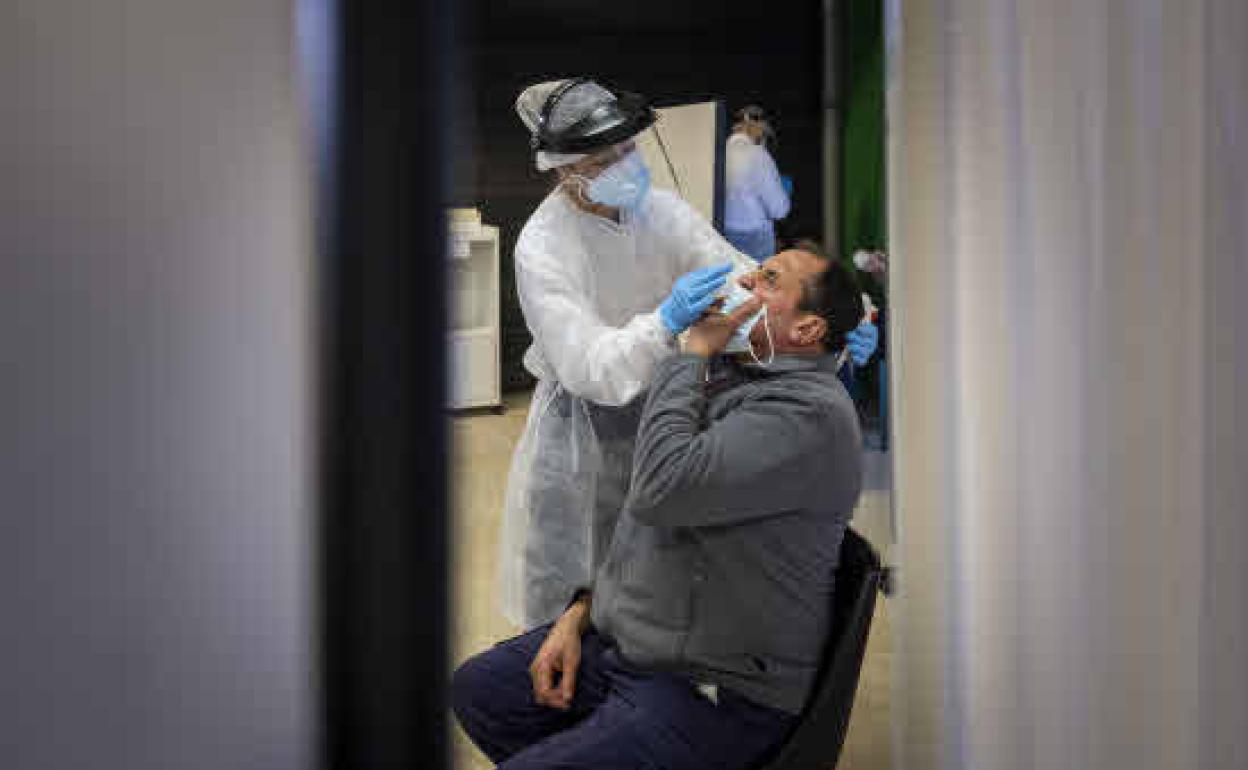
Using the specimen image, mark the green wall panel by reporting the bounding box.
[840,0,885,300]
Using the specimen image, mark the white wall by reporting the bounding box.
[636,102,721,226]
[1,2,315,768]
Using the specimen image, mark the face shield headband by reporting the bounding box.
[531,79,657,155]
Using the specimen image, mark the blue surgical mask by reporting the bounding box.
[718,282,774,365]
[582,151,651,210]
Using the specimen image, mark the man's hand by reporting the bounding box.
[684,294,764,359]
[528,596,591,710]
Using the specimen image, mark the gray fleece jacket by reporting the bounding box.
[590,351,862,713]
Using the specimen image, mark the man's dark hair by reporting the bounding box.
[792,239,864,352]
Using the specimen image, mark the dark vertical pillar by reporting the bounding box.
[823,0,842,257]
[319,0,450,766]
[713,100,728,232]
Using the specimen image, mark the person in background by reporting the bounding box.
[850,247,888,366]
[454,245,866,770]
[723,105,791,262]
[846,248,889,443]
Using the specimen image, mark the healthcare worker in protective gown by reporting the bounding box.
[724,105,790,261]
[498,78,877,628]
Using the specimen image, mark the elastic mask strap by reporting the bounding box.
[534,77,591,150]
[562,174,593,205]
[747,308,776,367]
[651,121,686,199]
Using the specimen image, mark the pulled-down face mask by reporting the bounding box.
[718,282,774,366]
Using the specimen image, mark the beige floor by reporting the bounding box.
[450,391,893,770]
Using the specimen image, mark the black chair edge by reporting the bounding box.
[756,527,884,770]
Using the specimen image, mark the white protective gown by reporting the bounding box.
[498,187,756,628]
[724,133,791,243]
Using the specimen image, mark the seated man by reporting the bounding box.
[452,243,865,770]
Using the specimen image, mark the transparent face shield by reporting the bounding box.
[735,106,776,148]
[561,117,687,208]
[647,118,686,198]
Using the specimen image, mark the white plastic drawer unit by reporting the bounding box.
[447,212,502,411]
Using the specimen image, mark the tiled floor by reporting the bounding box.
[450,391,894,770]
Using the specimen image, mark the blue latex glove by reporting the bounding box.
[659,263,733,334]
[845,320,879,366]
[780,174,794,197]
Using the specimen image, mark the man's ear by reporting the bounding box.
[790,314,827,347]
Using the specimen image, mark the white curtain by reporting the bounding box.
[887,1,1247,768]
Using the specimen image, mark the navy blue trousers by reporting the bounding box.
[451,624,796,770]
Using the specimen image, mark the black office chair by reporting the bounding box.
[756,527,885,770]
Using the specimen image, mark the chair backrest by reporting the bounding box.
[756,527,883,770]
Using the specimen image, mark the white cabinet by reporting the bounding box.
[447,213,502,410]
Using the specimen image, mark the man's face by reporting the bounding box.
[736,249,829,351]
